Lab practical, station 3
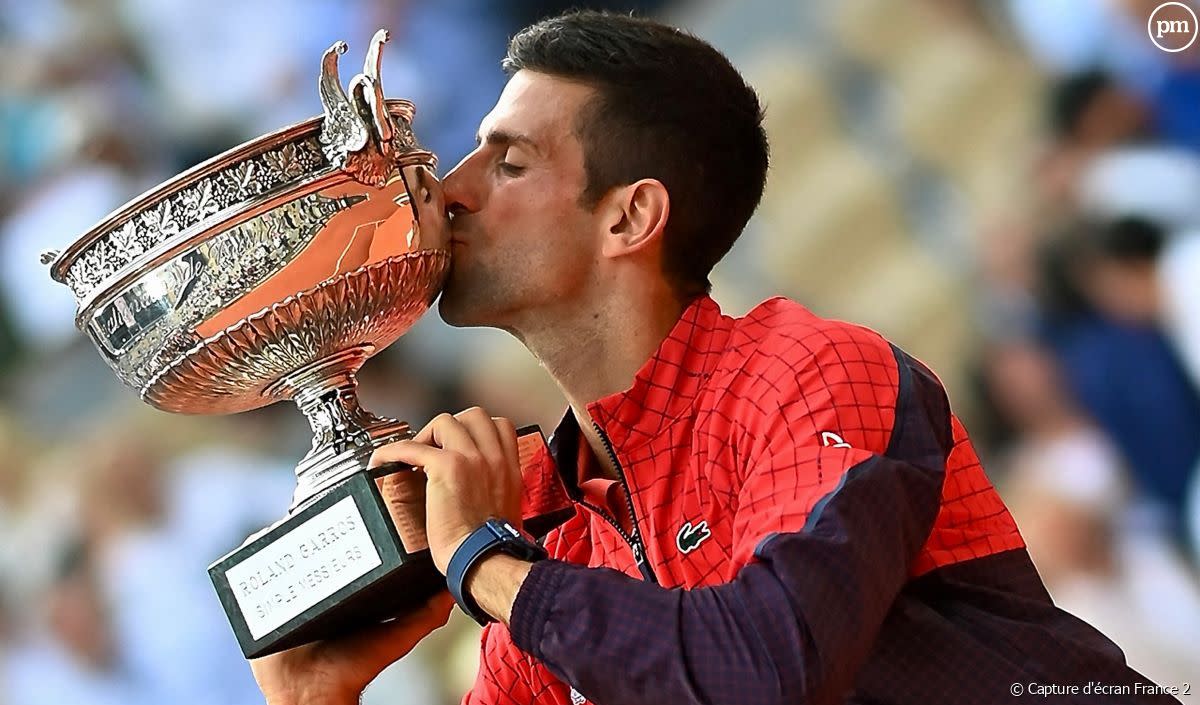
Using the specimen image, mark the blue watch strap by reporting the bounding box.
[446,519,546,626]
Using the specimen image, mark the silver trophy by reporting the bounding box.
[44,31,454,657]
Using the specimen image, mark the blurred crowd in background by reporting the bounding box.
[2,0,1200,703]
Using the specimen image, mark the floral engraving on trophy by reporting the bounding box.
[65,136,328,301]
[89,191,356,390]
[109,220,147,262]
[264,142,309,181]
[180,178,220,222]
[224,161,262,196]
[89,240,116,286]
[75,244,103,289]
[139,199,181,242]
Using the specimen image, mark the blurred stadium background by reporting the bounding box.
[2,0,1200,702]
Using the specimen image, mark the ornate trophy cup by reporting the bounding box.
[44,32,454,658]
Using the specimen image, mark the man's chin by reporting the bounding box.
[435,288,489,329]
[435,295,468,328]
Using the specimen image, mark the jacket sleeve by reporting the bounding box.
[463,622,563,705]
[506,343,954,705]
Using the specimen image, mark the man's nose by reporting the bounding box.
[441,155,478,217]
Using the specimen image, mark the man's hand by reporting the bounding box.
[249,592,454,705]
[369,407,523,574]
[250,406,518,705]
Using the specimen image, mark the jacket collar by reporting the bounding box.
[584,294,731,453]
[518,295,731,536]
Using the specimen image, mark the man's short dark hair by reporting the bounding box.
[504,10,770,297]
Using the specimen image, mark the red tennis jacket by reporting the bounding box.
[462,295,1174,705]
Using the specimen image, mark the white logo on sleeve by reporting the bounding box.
[821,431,852,449]
[676,520,712,554]
[569,687,587,704]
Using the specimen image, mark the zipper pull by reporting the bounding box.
[591,421,658,584]
[630,539,656,582]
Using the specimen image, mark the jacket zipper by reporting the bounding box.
[589,422,658,584]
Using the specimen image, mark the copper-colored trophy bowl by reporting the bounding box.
[44,31,449,504]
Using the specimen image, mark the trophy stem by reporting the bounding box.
[267,345,411,511]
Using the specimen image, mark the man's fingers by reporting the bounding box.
[417,412,477,450]
[370,440,478,487]
[413,412,478,455]
[410,409,514,477]
[369,440,442,471]
[455,407,506,470]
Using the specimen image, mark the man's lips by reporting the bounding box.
[448,218,470,246]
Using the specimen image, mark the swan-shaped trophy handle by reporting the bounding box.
[318,29,402,187]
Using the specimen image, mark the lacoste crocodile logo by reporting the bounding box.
[676,520,712,554]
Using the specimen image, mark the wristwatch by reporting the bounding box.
[446,518,548,625]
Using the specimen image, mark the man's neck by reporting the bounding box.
[510,283,692,475]
[516,287,690,406]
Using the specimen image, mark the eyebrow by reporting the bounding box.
[475,129,543,156]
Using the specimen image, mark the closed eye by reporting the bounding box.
[498,161,526,176]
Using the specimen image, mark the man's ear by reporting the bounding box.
[599,179,670,258]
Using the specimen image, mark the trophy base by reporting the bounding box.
[208,465,444,659]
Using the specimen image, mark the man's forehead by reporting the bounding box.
[476,71,595,148]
